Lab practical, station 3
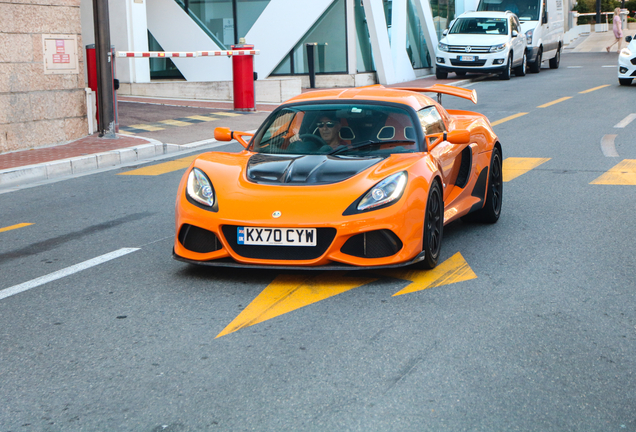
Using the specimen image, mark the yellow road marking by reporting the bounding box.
[211,112,242,117]
[382,252,477,296]
[216,272,378,338]
[118,154,198,176]
[537,97,572,108]
[502,157,550,182]
[127,124,165,131]
[186,115,217,121]
[119,130,136,135]
[491,112,528,127]
[0,223,33,233]
[158,119,192,127]
[590,159,636,185]
[579,84,610,94]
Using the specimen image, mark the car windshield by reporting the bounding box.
[477,0,540,21]
[250,103,420,156]
[450,17,508,34]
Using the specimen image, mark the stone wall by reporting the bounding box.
[0,0,87,154]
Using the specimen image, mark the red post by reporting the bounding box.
[85,44,119,131]
[231,43,256,112]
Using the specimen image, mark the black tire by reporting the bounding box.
[549,45,561,69]
[529,48,542,73]
[436,69,448,79]
[619,78,633,86]
[416,180,444,269]
[456,71,467,77]
[514,51,527,76]
[463,146,503,224]
[500,54,512,80]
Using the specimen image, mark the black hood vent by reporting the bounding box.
[246,154,383,185]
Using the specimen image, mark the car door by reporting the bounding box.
[510,16,524,64]
[420,106,469,201]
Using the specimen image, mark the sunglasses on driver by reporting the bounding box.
[316,121,336,128]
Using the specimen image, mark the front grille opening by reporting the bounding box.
[340,229,403,258]
[178,224,222,253]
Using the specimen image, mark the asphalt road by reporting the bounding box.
[1,52,635,431]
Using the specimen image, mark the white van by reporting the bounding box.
[477,0,564,72]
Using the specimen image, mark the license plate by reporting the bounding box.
[459,55,475,61]
[237,227,317,246]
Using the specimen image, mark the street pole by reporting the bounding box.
[92,0,116,138]
[595,0,601,25]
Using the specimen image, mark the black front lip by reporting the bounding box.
[172,250,426,271]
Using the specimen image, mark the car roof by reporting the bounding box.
[457,11,514,18]
[284,86,437,111]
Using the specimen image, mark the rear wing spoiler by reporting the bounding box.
[393,84,478,105]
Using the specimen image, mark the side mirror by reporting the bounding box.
[626,36,633,43]
[542,11,548,24]
[214,127,253,148]
[442,29,449,36]
[445,129,471,144]
[214,127,232,141]
[512,30,518,38]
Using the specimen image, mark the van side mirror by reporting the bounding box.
[626,36,633,43]
[512,30,518,37]
[542,11,548,24]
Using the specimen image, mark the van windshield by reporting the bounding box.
[477,0,540,20]
[450,18,508,35]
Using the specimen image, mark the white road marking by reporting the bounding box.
[567,66,583,68]
[614,113,636,128]
[0,248,140,301]
[601,134,619,157]
[602,65,617,68]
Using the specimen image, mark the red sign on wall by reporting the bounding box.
[56,39,65,53]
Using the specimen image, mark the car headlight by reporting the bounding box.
[620,48,631,57]
[438,42,450,52]
[490,43,508,53]
[525,29,533,44]
[357,172,408,212]
[186,167,215,207]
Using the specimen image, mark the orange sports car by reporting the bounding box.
[173,84,502,270]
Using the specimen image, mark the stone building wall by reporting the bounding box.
[0,0,87,154]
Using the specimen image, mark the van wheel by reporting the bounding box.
[549,45,561,69]
[499,54,512,80]
[436,69,448,79]
[514,51,527,76]
[619,78,633,86]
[529,48,542,73]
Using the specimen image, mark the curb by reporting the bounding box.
[0,136,218,190]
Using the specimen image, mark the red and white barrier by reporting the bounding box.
[116,50,260,58]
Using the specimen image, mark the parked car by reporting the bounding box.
[477,0,565,72]
[173,85,503,270]
[435,11,528,80]
[619,34,636,86]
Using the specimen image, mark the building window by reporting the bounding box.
[354,0,375,73]
[407,0,431,68]
[271,0,347,75]
[430,0,455,39]
[147,31,185,80]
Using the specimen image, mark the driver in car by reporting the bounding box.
[289,113,347,153]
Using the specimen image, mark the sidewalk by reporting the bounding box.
[2,73,467,191]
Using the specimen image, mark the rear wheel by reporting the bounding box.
[499,54,512,80]
[549,45,561,69]
[619,78,633,86]
[417,180,444,269]
[436,69,448,79]
[529,48,542,73]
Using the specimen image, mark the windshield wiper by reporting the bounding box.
[328,140,415,155]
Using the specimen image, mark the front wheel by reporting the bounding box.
[619,78,633,86]
[529,48,542,73]
[499,54,512,80]
[549,45,561,69]
[514,51,527,76]
[416,180,444,269]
